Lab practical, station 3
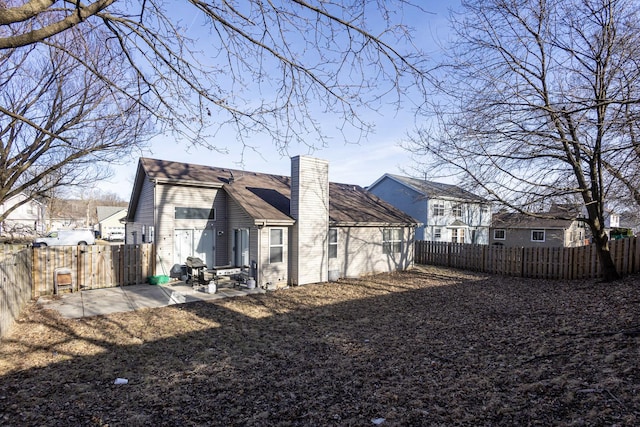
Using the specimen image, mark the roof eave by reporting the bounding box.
[154,178,224,189]
[330,221,421,227]
[255,219,296,227]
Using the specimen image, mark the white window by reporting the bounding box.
[452,228,465,243]
[432,202,445,216]
[494,229,506,240]
[531,230,545,242]
[383,228,402,254]
[328,228,338,259]
[452,204,463,217]
[434,228,442,239]
[269,229,284,263]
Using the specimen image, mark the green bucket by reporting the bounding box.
[148,275,170,285]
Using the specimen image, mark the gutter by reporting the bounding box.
[153,178,225,189]
[330,222,422,228]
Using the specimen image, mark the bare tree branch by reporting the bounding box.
[407,0,640,281]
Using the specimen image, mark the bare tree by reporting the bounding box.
[0,24,151,223]
[1,0,429,150]
[406,0,640,281]
[1,0,429,219]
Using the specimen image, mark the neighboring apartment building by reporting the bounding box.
[0,192,46,237]
[124,156,419,288]
[489,207,588,248]
[367,174,491,244]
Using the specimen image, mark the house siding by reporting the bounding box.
[129,177,155,245]
[149,183,225,272]
[490,219,587,248]
[490,228,566,247]
[99,209,126,239]
[368,176,491,244]
[290,156,329,285]
[366,177,426,239]
[328,226,415,278]
[425,198,491,244]
[260,226,289,288]
[226,198,253,266]
[0,193,45,236]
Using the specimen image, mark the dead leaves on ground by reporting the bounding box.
[1,266,639,426]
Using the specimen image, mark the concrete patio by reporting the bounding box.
[37,281,265,319]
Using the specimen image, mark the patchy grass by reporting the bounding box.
[1,265,639,426]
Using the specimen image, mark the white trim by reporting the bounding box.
[531,229,545,242]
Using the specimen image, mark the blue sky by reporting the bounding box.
[96,2,459,201]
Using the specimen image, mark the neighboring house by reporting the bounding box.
[0,193,46,237]
[96,206,127,240]
[605,208,620,230]
[124,156,419,287]
[367,174,491,244]
[490,207,588,247]
[619,211,640,236]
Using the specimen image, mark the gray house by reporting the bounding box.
[124,156,418,288]
[490,209,588,247]
[368,174,491,244]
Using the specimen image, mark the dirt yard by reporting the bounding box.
[1,265,639,426]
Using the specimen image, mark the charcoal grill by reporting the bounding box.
[185,256,209,286]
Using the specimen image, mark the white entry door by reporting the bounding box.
[174,228,215,268]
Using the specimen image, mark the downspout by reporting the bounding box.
[153,178,158,275]
[256,223,263,287]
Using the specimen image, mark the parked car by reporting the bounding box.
[33,229,96,247]
[106,230,125,241]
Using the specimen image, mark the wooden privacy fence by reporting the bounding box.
[32,244,155,297]
[0,246,32,339]
[414,237,640,280]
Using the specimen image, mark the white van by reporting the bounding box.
[33,229,96,247]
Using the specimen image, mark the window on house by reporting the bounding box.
[452,228,465,243]
[383,228,402,254]
[434,228,442,239]
[494,229,506,240]
[148,226,154,243]
[328,228,338,259]
[269,229,284,263]
[432,202,445,216]
[531,230,545,242]
[175,207,215,220]
[452,204,463,217]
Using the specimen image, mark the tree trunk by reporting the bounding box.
[591,231,620,282]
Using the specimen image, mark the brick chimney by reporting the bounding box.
[290,155,329,285]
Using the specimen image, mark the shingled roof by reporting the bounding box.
[381,174,488,202]
[132,158,418,226]
[492,211,576,229]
